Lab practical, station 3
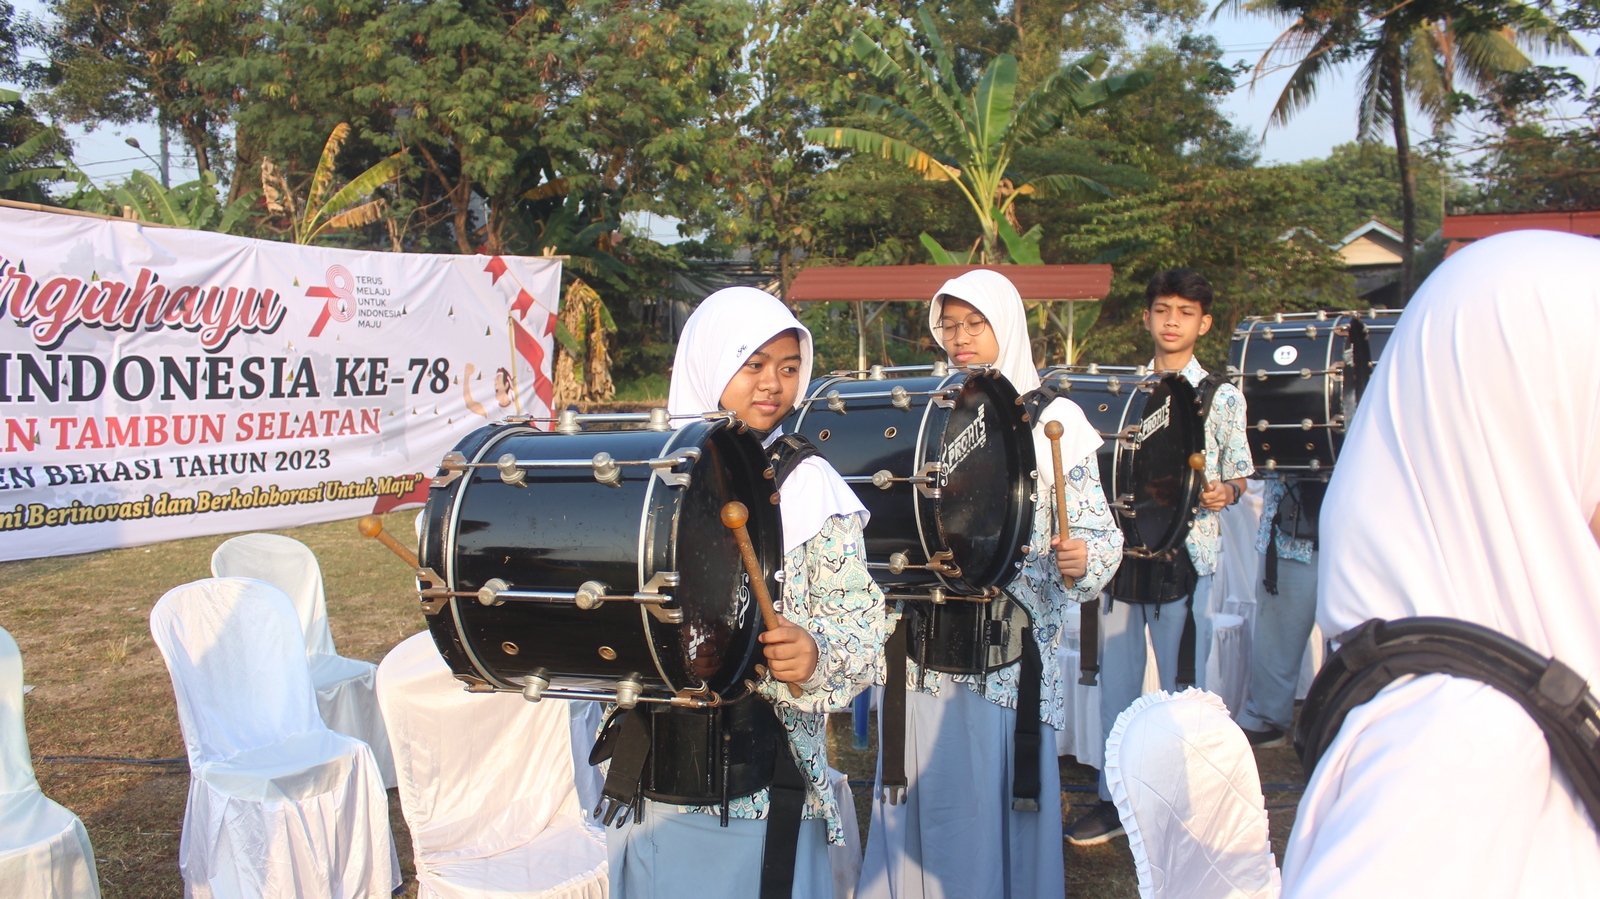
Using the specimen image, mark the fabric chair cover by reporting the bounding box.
[827,767,861,899]
[1105,689,1280,899]
[1213,480,1265,630]
[1203,614,1250,719]
[376,632,607,899]
[0,627,100,899]
[150,578,398,899]
[211,533,396,787]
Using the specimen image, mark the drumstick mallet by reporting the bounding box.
[1044,421,1075,589]
[359,514,419,568]
[721,501,804,698]
[1188,453,1215,504]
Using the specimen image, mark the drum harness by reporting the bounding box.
[879,384,1064,812]
[590,431,819,899]
[1261,478,1326,595]
[1106,372,1228,612]
[1296,617,1600,827]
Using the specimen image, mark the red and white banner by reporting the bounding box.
[0,205,561,561]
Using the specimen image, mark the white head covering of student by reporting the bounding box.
[669,287,865,554]
[928,269,1101,485]
[1282,230,1600,896]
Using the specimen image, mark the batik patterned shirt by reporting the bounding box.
[904,436,1122,732]
[1255,474,1316,564]
[1171,356,1254,576]
[681,512,885,845]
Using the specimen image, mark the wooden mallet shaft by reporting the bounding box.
[1043,420,1076,589]
[358,514,419,569]
[721,501,803,698]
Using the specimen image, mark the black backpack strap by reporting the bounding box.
[768,433,821,492]
[1019,383,1065,425]
[1296,617,1600,826]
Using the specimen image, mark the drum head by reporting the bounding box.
[932,371,1034,592]
[1118,375,1203,555]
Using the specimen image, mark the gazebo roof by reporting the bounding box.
[786,264,1111,302]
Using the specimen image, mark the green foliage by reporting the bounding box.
[1449,65,1600,212]
[1283,142,1452,240]
[805,9,1152,263]
[1064,166,1355,370]
[75,170,254,233]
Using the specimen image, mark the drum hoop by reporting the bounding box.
[445,423,532,691]
[638,420,710,695]
[911,368,964,588]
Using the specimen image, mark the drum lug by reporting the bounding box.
[478,577,510,606]
[827,389,847,413]
[497,453,526,487]
[431,452,468,488]
[888,552,909,575]
[869,364,886,380]
[648,408,672,431]
[521,670,551,703]
[592,453,622,487]
[556,408,582,434]
[890,385,911,409]
[614,676,644,709]
[930,359,949,377]
[1105,376,1121,395]
[575,580,609,610]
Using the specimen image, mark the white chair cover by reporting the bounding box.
[1105,689,1280,899]
[1203,614,1250,718]
[150,578,398,899]
[0,627,100,899]
[827,767,861,899]
[1056,601,1162,765]
[211,533,396,787]
[376,632,607,899]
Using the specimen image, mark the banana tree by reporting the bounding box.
[260,123,406,245]
[804,9,1153,263]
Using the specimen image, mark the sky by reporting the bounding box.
[5,1,1595,194]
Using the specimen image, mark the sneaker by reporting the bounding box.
[1065,800,1125,846]
[1243,726,1288,748]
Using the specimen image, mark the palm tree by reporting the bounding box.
[803,9,1151,263]
[1222,0,1581,300]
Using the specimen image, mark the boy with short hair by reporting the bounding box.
[1065,268,1253,846]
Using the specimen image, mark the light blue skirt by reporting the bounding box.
[607,801,833,899]
[858,683,1064,899]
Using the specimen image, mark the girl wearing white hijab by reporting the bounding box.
[857,269,1123,899]
[1283,230,1600,896]
[608,287,886,899]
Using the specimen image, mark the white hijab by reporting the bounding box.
[1285,230,1600,896]
[928,268,1101,485]
[1317,230,1600,680]
[668,287,864,553]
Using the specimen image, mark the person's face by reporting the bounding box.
[718,330,802,431]
[1142,294,1211,357]
[936,297,1000,366]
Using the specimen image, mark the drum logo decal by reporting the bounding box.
[1273,345,1298,365]
[1135,395,1172,444]
[942,406,990,476]
[734,572,753,623]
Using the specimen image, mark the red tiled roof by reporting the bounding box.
[786,264,1111,302]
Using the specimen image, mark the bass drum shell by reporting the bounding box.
[789,366,1035,596]
[418,418,780,701]
[1229,310,1396,477]
[1037,369,1204,559]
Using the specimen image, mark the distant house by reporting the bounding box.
[1442,210,1600,256]
[1336,218,1409,308]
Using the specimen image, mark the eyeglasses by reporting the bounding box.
[936,315,989,338]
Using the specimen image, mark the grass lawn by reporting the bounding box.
[0,512,1303,897]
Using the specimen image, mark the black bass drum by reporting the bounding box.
[1228,309,1397,477]
[788,363,1035,598]
[416,412,781,707]
[1036,366,1205,559]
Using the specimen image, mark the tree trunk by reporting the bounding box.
[1387,65,1417,303]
